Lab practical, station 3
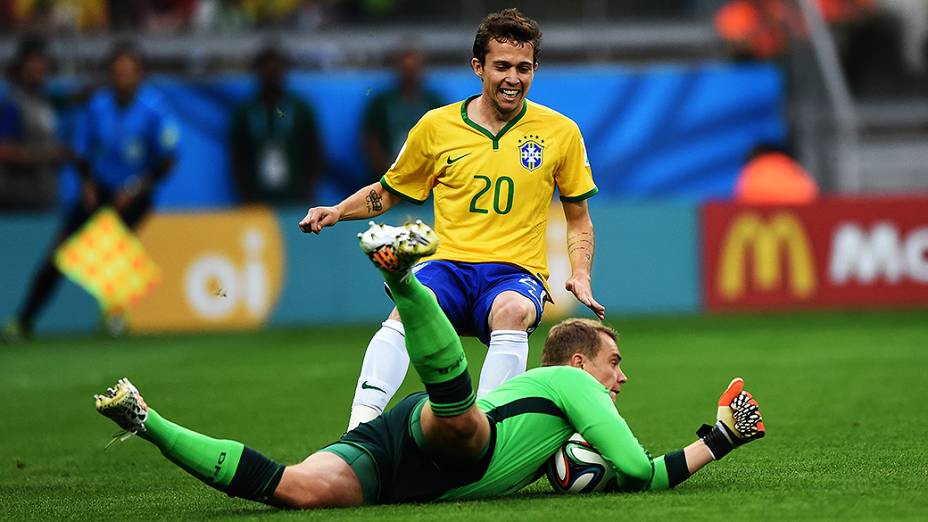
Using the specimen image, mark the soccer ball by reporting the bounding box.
[545,433,616,493]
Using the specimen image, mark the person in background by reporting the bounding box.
[3,41,180,341]
[8,0,108,32]
[360,44,443,182]
[229,44,323,205]
[734,143,819,204]
[0,34,73,212]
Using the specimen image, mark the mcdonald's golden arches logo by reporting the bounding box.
[718,212,816,301]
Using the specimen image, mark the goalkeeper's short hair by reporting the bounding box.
[541,318,618,366]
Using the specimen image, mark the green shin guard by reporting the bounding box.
[386,272,476,416]
[141,409,245,489]
[141,410,284,501]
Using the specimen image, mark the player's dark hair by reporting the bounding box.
[252,43,289,70]
[472,8,542,64]
[106,40,144,70]
[541,319,617,366]
[6,33,48,82]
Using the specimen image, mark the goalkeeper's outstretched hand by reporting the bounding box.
[697,377,765,460]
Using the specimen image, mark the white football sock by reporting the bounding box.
[477,330,529,398]
[347,319,409,431]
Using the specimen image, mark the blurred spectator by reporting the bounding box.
[0,34,73,212]
[10,0,108,32]
[714,0,875,60]
[842,0,928,88]
[178,0,330,33]
[142,0,197,33]
[880,0,928,75]
[3,41,180,340]
[107,0,145,31]
[229,44,323,205]
[361,44,442,181]
[191,0,251,33]
[734,144,819,204]
[242,0,303,27]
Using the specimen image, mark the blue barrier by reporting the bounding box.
[589,201,700,314]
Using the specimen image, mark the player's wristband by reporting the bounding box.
[697,422,735,460]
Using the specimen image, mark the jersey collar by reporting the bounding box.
[460,94,528,150]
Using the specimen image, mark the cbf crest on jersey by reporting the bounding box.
[518,134,544,172]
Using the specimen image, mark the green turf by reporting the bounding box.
[2,310,927,520]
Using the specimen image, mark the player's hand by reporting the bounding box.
[696,377,765,460]
[565,273,605,319]
[299,206,340,234]
[716,377,765,443]
[81,179,99,211]
[113,189,133,214]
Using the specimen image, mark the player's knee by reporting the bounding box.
[276,457,362,509]
[489,293,536,331]
[291,482,337,509]
[279,474,350,509]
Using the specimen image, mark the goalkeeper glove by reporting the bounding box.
[697,377,765,460]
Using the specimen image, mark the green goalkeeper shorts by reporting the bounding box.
[331,391,495,504]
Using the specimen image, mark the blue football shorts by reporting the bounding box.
[388,260,547,346]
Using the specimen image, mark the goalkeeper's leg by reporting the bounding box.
[359,222,490,460]
[94,379,362,508]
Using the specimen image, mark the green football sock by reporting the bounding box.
[140,409,245,489]
[385,271,475,416]
[139,409,284,501]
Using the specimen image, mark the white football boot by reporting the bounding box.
[358,220,438,276]
[94,378,149,447]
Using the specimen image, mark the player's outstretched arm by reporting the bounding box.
[638,377,767,491]
[562,200,605,319]
[299,181,398,234]
[571,375,765,492]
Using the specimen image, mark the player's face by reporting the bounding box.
[472,39,537,118]
[19,53,49,91]
[110,54,143,95]
[259,57,285,91]
[583,333,627,401]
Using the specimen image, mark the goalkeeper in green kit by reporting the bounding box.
[94,221,766,507]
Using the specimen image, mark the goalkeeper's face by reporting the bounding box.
[581,333,627,401]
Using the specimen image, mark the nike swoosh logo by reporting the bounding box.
[447,153,472,165]
[361,381,386,393]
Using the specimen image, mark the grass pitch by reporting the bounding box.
[2,310,927,521]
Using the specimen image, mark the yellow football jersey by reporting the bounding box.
[381,96,597,287]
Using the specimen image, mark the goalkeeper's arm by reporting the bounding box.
[580,377,766,492]
[650,377,766,490]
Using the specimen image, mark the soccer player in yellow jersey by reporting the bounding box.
[300,8,605,430]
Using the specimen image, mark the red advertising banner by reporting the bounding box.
[703,196,928,311]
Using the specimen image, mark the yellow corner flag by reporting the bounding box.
[54,208,161,315]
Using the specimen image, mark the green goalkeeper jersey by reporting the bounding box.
[441,365,676,499]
